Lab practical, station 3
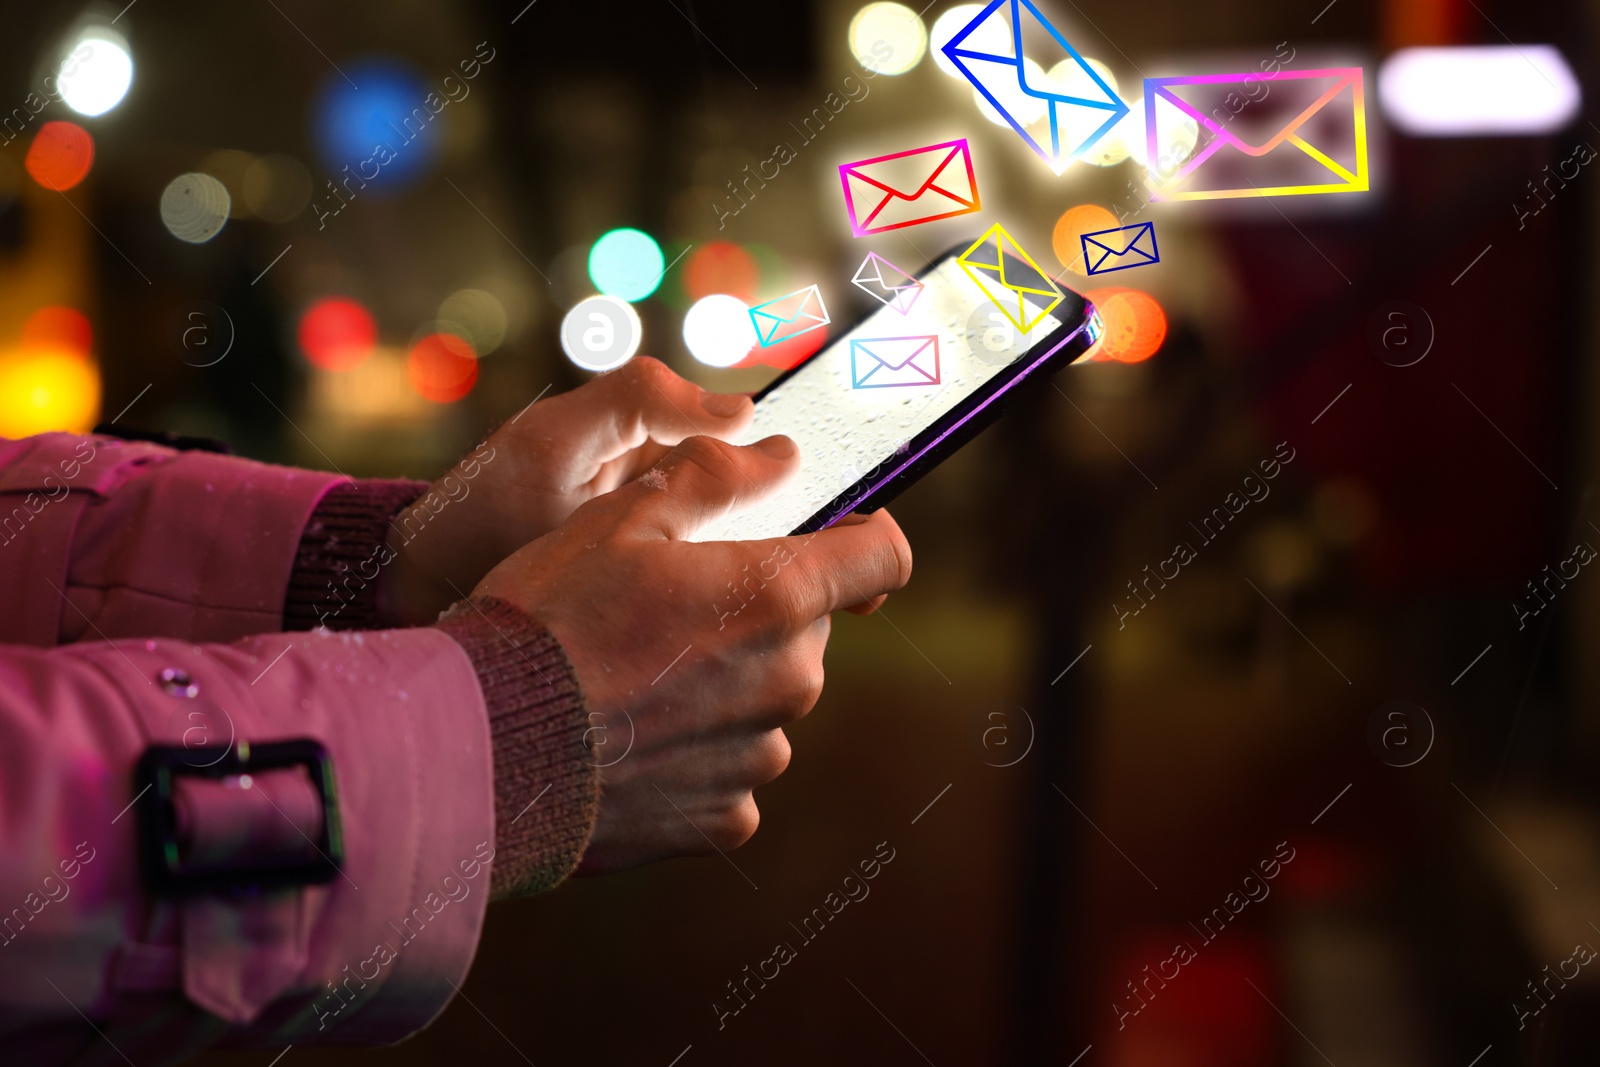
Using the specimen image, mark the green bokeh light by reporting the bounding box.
[588,228,666,302]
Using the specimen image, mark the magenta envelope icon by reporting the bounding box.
[850,335,940,389]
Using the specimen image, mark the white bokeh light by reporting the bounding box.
[58,31,133,118]
[1379,45,1579,135]
[160,173,231,244]
[683,295,758,368]
[849,3,927,76]
[929,5,1006,79]
[1037,57,1128,168]
[973,57,1049,127]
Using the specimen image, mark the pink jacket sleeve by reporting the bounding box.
[0,434,500,1061]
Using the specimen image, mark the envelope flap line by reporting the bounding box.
[1155,74,1354,156]
[856,338,934,371]
[846,146,969,203]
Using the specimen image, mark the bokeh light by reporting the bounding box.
[0,353,100,437]
[743,321,828,371]
[408,332,479,403]
[683,294,759,368]
[313,58,439,190]
[21,307,92,357]
[849,3,927,76]
[1043,58,1128,167]
[929,5,1002,79]
[1052,203,1120,275]
[199,149,257,218]
[588,228,666,302]
[974,57,1049,127]
[438,289,508,355]
[685,242,759,302]
[57,30,133,118]
[160,173,232,244]
[24,122,94,192]
[1132,97,1201,183]
[243,154,313,223]
[298,297,377,371]
[1085,287,1167,364]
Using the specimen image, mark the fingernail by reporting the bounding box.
[700,391,750,417]
[754,435,796,459]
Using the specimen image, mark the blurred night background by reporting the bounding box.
[4,0,1599,1062]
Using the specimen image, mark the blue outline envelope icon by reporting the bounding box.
[1080,221,1159,275]
[850,336,940,389]
[749,285,829,348]
[941,0,1129,173]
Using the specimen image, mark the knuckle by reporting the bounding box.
[719,797,761,849]
[622,355,670,386]
[752,730,792,783]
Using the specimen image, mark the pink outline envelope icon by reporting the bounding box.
[850,336,940,389]
[1145,67,1369,201]
[852,252,924,314]
[838,140,981,237]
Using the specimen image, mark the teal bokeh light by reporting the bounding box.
[588,228,666,302]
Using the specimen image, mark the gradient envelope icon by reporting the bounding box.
[1080,221,1160,275]
[850,336,941,389]
[1145,67,1369,200]
[749,285,830,348]
[838,139,980,237]
[852,252,924,314]
[955,223,1065,333]
[940,0,1129,173]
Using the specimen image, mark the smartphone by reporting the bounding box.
[688,241,1102,543]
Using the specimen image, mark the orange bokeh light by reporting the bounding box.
[684,241,759,302]
[24,122,94,192]
[1085,287,1167,364]
[298,298,377,371]
[408,332,478,403]
[1052,204,1120,276]
[21,307,92,357]
[0,352,100,437]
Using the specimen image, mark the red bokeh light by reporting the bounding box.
[739,324,827,371]
[24,122,94,192]
[21,306,92,357]
[685,242,759,302]
[298,298,377,371]
[408,332,478,403]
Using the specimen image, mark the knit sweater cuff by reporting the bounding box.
[283,479,427,631]
[435,596,599,899]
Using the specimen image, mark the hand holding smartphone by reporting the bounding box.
[688,241,1102,543]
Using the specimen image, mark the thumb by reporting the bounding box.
[614,434,799,541]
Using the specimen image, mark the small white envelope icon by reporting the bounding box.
[850,336,940,389]
[851,252,924,314]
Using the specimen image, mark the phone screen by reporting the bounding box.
[690,256,1079,543]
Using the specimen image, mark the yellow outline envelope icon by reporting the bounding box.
[1145,67,1369,201]
[749,284,830,347]
[954,224,1065,334]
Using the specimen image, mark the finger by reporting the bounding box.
[539,357,753,463]
[832,518,887,615]
[750,509,913,625]
[614,435,801,541]
[842,593,889,616]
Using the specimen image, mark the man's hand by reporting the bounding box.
[471,434,913,873]
[380,358,753,625]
